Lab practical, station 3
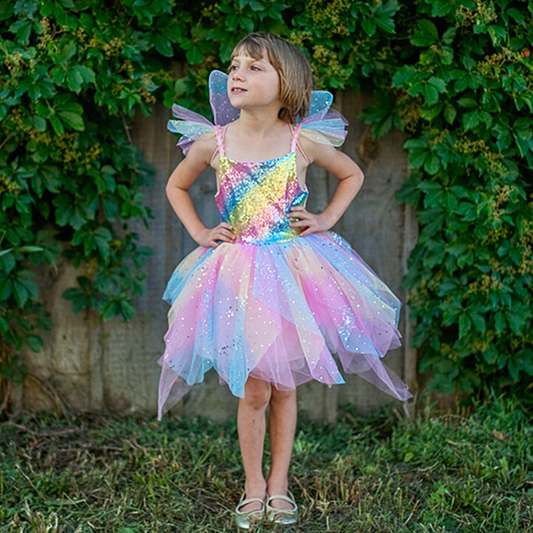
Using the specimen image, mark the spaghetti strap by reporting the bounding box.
[220,124,228,157]
[290,124,310,164]
[210,124,226,164]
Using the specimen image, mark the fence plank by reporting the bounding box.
[16,90,417,420]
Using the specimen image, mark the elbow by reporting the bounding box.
[352,169,364,193]
[165,182,173,202]
[165,180,174,195]
[165,180,185,199]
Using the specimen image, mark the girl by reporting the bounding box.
[157,32,413,528]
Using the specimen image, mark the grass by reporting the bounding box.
[0,392,532,532]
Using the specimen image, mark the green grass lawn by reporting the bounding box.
[0,393,532,532]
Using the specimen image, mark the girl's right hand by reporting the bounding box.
[194,222,236,247]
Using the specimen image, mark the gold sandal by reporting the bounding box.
[234,492,266,530]
[265,490,298,525]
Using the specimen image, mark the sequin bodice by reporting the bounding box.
[215,150,309,246]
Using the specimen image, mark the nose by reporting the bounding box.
[231,67,244,82]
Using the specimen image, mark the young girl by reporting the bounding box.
[157,32,413,528]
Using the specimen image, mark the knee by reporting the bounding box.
[270,387,296,404]
[243,379,271,411]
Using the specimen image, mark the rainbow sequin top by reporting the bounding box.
[214,124,308,246]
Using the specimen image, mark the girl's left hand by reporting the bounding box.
[288,206,334,237]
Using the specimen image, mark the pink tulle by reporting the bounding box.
[157,231,411,420]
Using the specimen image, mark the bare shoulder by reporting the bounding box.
[298,135,363,182]
[186,132,218,166]
[298,134,340,165]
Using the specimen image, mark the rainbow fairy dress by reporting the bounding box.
[157,71,412,420]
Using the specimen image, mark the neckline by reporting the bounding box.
[218,122,296,165]
[220,151,296,165]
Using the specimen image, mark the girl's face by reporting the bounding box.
[227,50,281,112]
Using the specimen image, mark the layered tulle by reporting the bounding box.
[157,231,412,420]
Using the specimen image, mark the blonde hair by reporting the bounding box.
[231,32,313,124]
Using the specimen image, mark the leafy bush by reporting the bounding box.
[383,0,533,399]
[1,0,531,406]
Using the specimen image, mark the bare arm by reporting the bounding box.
[166,136,236,247]
[289,137,364,236]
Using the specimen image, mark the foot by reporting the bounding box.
[238,480,267,513]
[265,487,298,525]
[266,480,295,511]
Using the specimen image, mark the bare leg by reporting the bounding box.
[237,377,271,512]
[266,387,297,510]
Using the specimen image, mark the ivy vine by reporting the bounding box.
[1,0,531,409]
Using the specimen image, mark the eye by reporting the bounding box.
[251,65,261,71]
[228,64,238,72]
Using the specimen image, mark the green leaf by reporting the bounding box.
[61,41,77,62]
[408,149,427,169]
[34,116,47,131]
[428,76,446,92]
[186,46,204,64]
[468,311,486,334]
[120,300,136,321]
[495,311,506,334]
[361,17,377,37]
[73,64,95,84]
[392,65,417,88]
[418,181,444,208]
[58,111,84,130]
[463,110,480,131]
[174,77,188,97]
[25,334,43,353]
[102,300,120,321]
[152,34,173,57]
[506,310,525,335]
[487,25,506,47]
[441,26,456,45]
[10,19,32,42]
[424,153,440,175]
[420,83,439,105]
[482,346,498,365]
[66,68,84,92]
[444,103,456,124]
[459,312,471,337]
[12,271,38,308]
[430,0,453,16]
[49,114,64,135]
[411,20,439,47]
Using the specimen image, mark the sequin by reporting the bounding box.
[216,152,308,245]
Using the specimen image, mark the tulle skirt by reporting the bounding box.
[157,231,412,420]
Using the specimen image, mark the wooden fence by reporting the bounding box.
[11,90,418,422]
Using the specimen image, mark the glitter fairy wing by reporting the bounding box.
[209,70,241,126]
[297,91,348,147]
[167,71,241,156]
[167,105,215,156]
[168,72,347,154]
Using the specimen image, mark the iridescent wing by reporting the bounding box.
[167,71,240,155]
[209,70,241,126]
[298,91,348,147]
[167,105,215,156]
[168,74,347,154]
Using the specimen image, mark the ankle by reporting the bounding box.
[245,478,267,497]
[266,477,288,495]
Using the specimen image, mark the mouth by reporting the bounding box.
[231,87,247,93]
